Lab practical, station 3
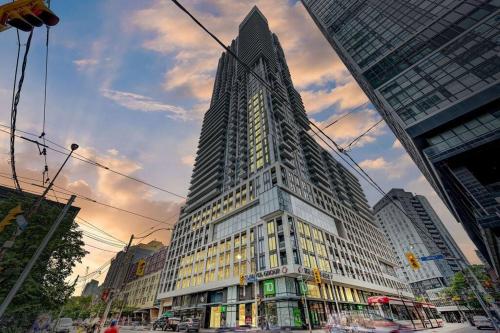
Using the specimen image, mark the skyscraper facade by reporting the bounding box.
[373,189,466,299]
[301,0,500,276]
[157,7,409,329]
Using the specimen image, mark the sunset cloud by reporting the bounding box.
[359,154,414,179]
[312,109,386,148]
[301,79,369,114]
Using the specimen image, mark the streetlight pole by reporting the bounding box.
[28,143,79,218]
[236,254,258,328]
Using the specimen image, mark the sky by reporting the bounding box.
[0,0,479,294]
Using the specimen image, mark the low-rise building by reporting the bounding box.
[120,246,168,322]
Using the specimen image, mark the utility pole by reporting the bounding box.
[53,275,79,332]
[0,195,76,319]
[99,234,134,329]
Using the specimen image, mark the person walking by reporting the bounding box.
[104,319,119,333]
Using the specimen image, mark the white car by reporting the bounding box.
[473,316,493,330]
[54,317,73,333]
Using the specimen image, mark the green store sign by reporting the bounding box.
[263,279,275,296]
[220,305,227,313]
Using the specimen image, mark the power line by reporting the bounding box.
[342,118,384,151]
[0,173,178,227]
[40,12,51,185]
[311,101,371,138]
[10,30,34,192]
[0,124,186,200]
[77,216,127,245]
[84,243,118,254]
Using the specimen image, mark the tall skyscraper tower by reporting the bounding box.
[158,7,409,329]
[301,0,500,276]
[374,189,466,298]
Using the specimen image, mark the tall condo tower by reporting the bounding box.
[374,189,466,296]
[158,7,410,329]
[301,0,500,276]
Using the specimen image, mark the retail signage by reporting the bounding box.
[298,266,332,280]
[220,305,227,313]
[245,266,288,281]
[263,279,275,296]
[293,308,302,326]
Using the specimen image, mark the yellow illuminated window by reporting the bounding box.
[267,221,275,235]
[268,236,276,251]
[270,254,278,268]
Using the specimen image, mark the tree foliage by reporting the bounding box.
[0,195,87,330]
[440,265,499,310]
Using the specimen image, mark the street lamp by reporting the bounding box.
[236,253,258,328]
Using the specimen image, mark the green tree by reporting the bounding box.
[440,265,499,311]
[0,195,87,330]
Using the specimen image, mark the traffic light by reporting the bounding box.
[0,204,23,233]
[405,252,421,270]
[136,259,146,276]
[1,0,59,33]
[239,274,245,286]
[312,267,321,284]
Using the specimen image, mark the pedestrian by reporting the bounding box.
[104,319,119,333]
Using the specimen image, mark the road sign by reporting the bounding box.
[420,254,445,261]
[246,275,256,283]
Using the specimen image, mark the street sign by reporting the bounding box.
[420,254,445,261]
[246,275,256,283]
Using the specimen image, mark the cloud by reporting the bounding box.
[130,0,349,106]
[301,79,369,114]
[359,154,413,179]
[100,88,194,120]
[392,139,402,149]
[313,109,385,148]
[73,58,99,71]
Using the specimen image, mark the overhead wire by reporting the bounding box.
[10,30,34,192]
[168,0,447,249]
[342,118,384,151]
[40,2,52,185]
[0,172,177,227]
[0,123,186,200]
[311,101,371,138]
[76,216,127,245]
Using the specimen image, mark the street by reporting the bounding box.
[101,323,489,333]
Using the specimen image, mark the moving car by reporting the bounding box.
[473,316,494,330]
[177,318,200,332]
[54,318,73,333]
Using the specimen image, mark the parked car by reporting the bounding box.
[53,318,73,333]
[177,318,200,332]
[473,316,494,330]
[153,317,168,330]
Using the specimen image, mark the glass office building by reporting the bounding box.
[302,0,500,276]
[157,6,410,329]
